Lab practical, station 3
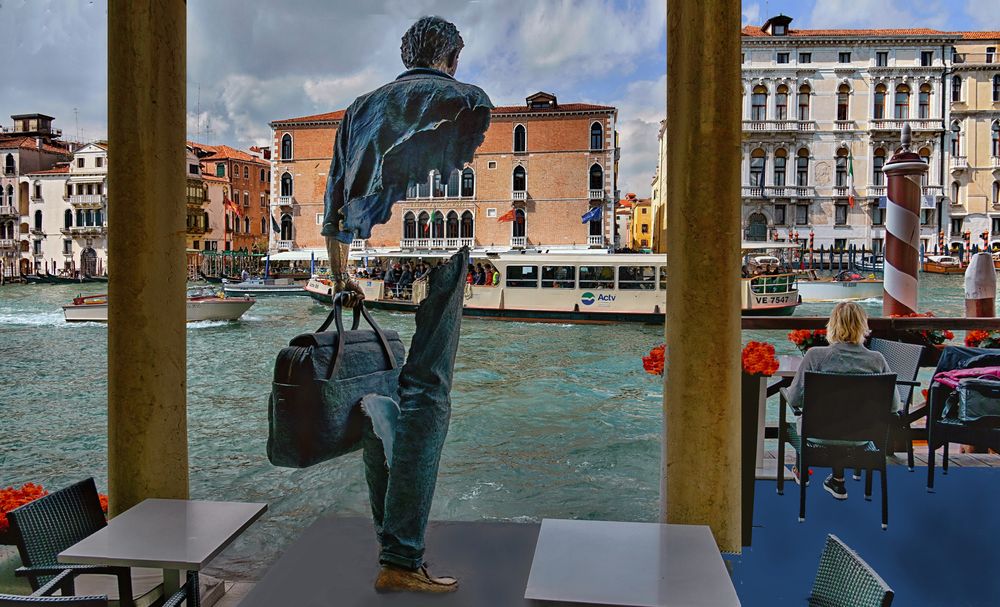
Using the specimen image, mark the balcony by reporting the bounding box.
[741,185,813,199]
[0,204,17,218]
[588,235,604,247]
[589,189,605,201]
[869,118,944,132]
[923,185,943,197]
[61,226,106,236]
[277,195,294,208]
[512,191,527,201]
[69,195,106,209]
[951,156,969,171]
[510,236,527,248]
[0,238,15,249]
[992,157,1000,170]
[400,237,474,250]
[349,239,367,251]
[275,239,294,251]
[869,185,886,198]
[186,195,207,208]
[833,186,849,198]
[742,120,816,133]
[834,120,856,131]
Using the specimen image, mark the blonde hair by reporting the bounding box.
[826,301,869,345]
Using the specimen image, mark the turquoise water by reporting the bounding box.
[0,274,975,579]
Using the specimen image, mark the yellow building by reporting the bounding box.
[950,34,1000,247]
[629,196,653,251]
[650,119,667,252]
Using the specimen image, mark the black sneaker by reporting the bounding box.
[823,475,848,500]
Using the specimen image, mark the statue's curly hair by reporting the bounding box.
[400,16,464,70]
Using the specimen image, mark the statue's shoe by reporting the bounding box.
[375,564,458,593]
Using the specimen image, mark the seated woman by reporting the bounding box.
[785,301,901,500]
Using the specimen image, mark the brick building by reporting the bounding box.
[192,143,271,252]
[269,92,619,255]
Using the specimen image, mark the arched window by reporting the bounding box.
[512,208,526,238]
[280,133,292,160]
[280,172,292,197]
[244,217,250,233]
[951,121,962,157]
[751,85,768,121]
[431,210,445,238]
[64,209,72,229]
[992,121,1000,158]
[835,148,848,187]
[3,153,13,175]
[259,168,266,182]
[797,85,811,121]
[280,213,293,240]
[513,165,526,192]
[589,163,604,191]
[513,124,526,153]
[774,148,787,186]
[76,209,84,227]
[919,83,932,119]
[33,181,41,200]
[95,210,103,226]
[952,75,962,103]
[34,210,42,231]
[749,148,766,187]
[460,210,474,238]
[261,217,266,234]
[461,168,475,197]
[447,169,460,197]
[994,75,1000,103]
[446,211,459,238]
[836,84,850,121]
[590,122,603,150]
[873,148,887,186]
[952,181,961,205]
[417,211,430,237]
[232,213,240,233]
[796,148,810,186]
[431,171,444,198]
[874,84,887,120]
[775,85,789,120]
[894,84,910,119]
[403,211,416,239]
[243,166,249,179]
[993,181,999,207]
[5,184,11,204]
[225,214,230,232]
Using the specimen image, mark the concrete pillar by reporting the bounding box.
[664,0,742,552]
[107,1,188,515]
[883,125,927,316]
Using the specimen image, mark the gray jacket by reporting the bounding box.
[786,342,902,414]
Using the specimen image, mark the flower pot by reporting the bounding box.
[740,372,766,548]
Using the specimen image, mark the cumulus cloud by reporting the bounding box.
[806,0,949,29]
[742,2,762,26]
[965,0,1000,29]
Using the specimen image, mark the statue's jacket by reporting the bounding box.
[322,67,494,244]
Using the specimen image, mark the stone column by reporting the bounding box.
[664,0,742,552]
[883,124,927,316]
[107,1,188,515]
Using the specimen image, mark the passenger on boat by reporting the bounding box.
[489,266,500,287]
[474,264,486,286]
[785,301,900,500]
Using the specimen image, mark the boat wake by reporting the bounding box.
[187,320,233,329]
[0,311,68,327]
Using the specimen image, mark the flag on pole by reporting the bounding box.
[847,151,858,208]
[497,208,516,223]
[581,206,602,223]
[271,214,280,233]
[224,197,244,218]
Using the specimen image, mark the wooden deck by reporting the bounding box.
[763,446,1000,468]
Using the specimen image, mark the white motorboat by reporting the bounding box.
[796,271,884,302]
[222,277,306,297]
[63,288,256,323]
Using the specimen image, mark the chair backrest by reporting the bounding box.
[869,338,923,405]
[0,596,107,607]
[7,478,107,588]
[810,534,894,607]
[801,372,897,444]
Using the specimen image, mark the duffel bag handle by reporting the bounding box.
[326,292,398,380]
[316,295,362,333]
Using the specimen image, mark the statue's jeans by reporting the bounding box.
[357,248,468,570]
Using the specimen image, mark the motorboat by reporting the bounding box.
[222,277,306,297]
[63,287,255,323]
[856,255,883,273]
[795,270,883,302]
[922,255,964,274]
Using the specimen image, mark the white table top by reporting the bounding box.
[59,499,267,571]
[525,518,740,607]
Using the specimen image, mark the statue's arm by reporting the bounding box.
[322,111,365,307]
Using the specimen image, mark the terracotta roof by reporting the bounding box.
[0,135,72,156]
[202,174,229,183]
[491,103,615,114]
[955,32,1000,40]
[742,25,950,38]
[27,164,70,175]
[272,110,347,125]
[192,143,268,165]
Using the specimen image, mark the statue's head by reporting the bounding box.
[401,16,464,76]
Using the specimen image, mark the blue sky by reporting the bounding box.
[1,1,997,197]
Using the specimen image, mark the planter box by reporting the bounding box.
[740,372,766,548]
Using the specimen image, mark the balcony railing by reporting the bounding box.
[992,156,1000,169]
[742,120,816,132]
[869,185,886,198]
[349,239,367,251]
[589,189,605,201]
[0,239,15,249]
[588,235,604,246]
[510,236,527,248]
[512,191,527,201]
[951,156,969,170]
[870,118,943,131]
[834,120,856,131]
[401,237,474,250]
[61,226,107,236]
[0,205,17,217]
[741,185,814,198]
[275,239,294,251]
[69,195,106,208]
[923,185,943,197]
[833,186,849,197]
[277,195,294,207]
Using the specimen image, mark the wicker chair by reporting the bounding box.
[809,534,894,606]
[6,479,163,607]
[777,372,897,529]
[868,338,925,471]
[0,571,197,607]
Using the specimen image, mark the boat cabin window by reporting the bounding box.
[659,266,667,290]
[579,266,614,289]
[618,266,656,290]
[505,265,538,288]
[541,265,576,288]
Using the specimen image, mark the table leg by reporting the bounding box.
[163,568,182,598]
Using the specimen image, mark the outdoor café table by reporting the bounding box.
[752,354,802,471]
[58,499,267,599]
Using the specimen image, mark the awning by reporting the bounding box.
[268,249,328,261]
[877,195,937,209]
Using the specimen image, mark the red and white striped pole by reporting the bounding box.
[883,124,928,316]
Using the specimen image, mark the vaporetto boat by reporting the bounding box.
[305,248,800,323]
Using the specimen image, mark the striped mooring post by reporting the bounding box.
[883,124,928,316]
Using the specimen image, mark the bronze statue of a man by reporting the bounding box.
[320,16,492,593]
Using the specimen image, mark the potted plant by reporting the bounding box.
[787,329,828,354]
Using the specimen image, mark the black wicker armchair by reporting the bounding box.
[809,534,894,606]
[0,571,197,607]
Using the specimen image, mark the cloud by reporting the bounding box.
[742,2,762,26]
[609,75,666,198]
[965,0,1000,29]
[806,0,949,29]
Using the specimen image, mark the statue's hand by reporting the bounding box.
[325,234,364,308]
[334,276,366,308]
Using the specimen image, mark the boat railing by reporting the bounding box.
[748,273,797,294]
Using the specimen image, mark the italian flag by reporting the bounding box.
[847,151,858,208]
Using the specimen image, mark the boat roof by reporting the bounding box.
[741,241,800,250]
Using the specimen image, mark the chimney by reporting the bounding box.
[36,137,43,149]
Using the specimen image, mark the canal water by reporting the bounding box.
[0,274,977,579]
